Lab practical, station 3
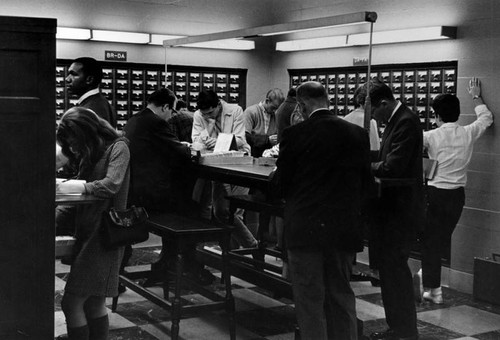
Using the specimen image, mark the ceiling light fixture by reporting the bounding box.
[348,26,457,46]
[56,27,91,40]
[91,30,150,44]
[162,12,377,48]
[182,39,255,50]
[276,35,348,51]
[276,26,457,51]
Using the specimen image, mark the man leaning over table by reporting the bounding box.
[192,90,258,250]
[244,88,285,158]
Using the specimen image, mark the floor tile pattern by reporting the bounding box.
[54,242,500,339]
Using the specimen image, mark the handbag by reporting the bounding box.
[101,205,150,250]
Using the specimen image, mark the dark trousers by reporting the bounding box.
[422,186,465,288]
[288,246,357,340]
[370,212,418,338]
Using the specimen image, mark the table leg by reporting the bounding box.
[221,235,236,340]
[171,252,184,340]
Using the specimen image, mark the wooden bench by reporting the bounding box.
[111,212,236,340]
[226,194,285,274]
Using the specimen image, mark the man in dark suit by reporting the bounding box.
[65,57,117,127]
[123,88,213,285]
[367,80,422,340]
[272,81,371,340]
[124,88,191,212]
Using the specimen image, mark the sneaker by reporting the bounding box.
[423,287,443,304]
[412,269,423,302]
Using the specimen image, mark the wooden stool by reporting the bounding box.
[112,212,235,340]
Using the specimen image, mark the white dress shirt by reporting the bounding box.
[424,104,493,189]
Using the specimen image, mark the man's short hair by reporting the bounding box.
[175,99,187,110]
[354,78,395,107]
[266,88,285,102]
[432,94,460,122]
[197,90,219,110]
[73,57,103,86]
[147,88,176,108]
[287,87,297,98]
[360,78,395,107]
[353,85,367,108]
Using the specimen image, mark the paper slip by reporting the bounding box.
[214,133,237,152]
[56,178,86,195]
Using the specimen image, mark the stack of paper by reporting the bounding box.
[198,151,254,165]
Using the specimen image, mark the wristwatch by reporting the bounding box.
[473,95,481,99]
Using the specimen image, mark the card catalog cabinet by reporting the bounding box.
[289,61,457,132]
[56,60,247,130]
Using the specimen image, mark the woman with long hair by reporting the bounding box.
[56,107,130,340]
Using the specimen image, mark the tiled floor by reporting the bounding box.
[54,236,500,339]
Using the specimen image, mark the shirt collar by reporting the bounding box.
[259,101,272,115]
[77,88,99,104]
[440,122,459,128]
[309,108,326,118]
[388,101,402,122]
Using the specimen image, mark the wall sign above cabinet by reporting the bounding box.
[105,51,127,61]
[353,57,369,66]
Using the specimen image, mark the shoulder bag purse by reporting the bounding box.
[101,205,149,250]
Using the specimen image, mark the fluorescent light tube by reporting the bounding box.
[183,39,255,50]
[348,26,456,46]
[276,35,347,51]
[57,27,91,40]
[91,30,150,44]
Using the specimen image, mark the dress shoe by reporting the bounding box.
[412,269,423,302]
[370,329,418,340]
[351,272,372,282]
[423,287,443,304]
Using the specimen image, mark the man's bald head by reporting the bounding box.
[296,81,329,119]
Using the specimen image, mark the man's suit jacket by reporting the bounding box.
[80,93,117,128]
[273,109,372,251]
[371,103,423,232]
[123,108,191,212]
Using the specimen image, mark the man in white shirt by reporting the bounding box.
[414,77,493,304]
[192,90,257,249]
[345,86,381,151]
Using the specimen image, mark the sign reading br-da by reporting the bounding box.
[105,51,127,61]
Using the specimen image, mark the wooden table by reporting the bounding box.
[55,194,105,206]
[193,162,294,299]
[194,162,275,191]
